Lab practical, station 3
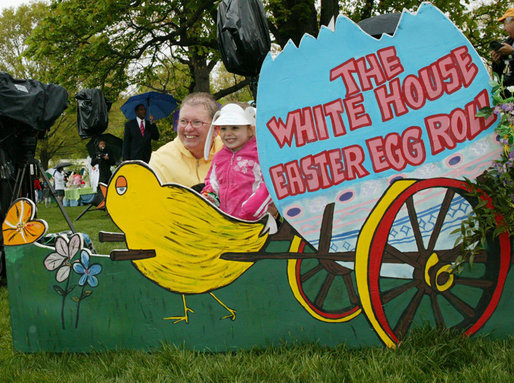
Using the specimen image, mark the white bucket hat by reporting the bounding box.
[203,103,256,160]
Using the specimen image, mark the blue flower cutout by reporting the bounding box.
[73,249,102,287]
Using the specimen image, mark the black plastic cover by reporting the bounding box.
[217,0,271,77]
[75,89,112,139]
[0,72,68,132]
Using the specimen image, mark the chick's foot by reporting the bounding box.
[210,292,237,321]
[163,294,194,324]
[221,308,237,321]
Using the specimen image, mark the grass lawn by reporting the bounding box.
[0,204,512,382]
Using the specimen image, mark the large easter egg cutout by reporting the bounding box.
[256,3,499,254]
[256,3,509,347]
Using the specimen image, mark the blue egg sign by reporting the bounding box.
[256,3,500,252]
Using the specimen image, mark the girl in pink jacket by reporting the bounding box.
[201,103,272,221]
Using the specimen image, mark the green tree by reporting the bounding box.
[26,0,223,102]
[25,0,512,110]
[212,63,253,104]
[0,2,83,170]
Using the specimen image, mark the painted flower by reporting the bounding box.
[2,198,47,246]
[44,234,82,282]
[73,249,102,287]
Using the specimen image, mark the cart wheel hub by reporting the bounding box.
[424,253,454,292]
[434,265,454,291]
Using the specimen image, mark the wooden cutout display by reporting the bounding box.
[3,3,512,352]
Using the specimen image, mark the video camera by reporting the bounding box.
[489,40,504,51]
[0,72,68,282]
[95,146,107,161]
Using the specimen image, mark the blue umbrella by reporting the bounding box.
[120,91,178,121]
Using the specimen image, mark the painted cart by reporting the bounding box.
[248,2,512,348]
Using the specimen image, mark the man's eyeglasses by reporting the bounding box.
[178,119,209,128]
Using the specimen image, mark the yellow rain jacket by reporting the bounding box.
[149,136,223,187]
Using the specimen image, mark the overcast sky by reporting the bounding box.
[0,0,40,11]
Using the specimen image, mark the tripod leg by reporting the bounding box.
[10,166,26,204]
[74,204,93,222]
[36,161,77,233]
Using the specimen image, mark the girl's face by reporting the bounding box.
[219,125,253,152]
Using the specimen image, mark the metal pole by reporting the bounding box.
[36,160,77,233]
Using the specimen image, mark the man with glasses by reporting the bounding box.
[492,8,514,94]
[149,92,223,188]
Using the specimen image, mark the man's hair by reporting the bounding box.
[134,103,145,112]
[507,16,513,23]
[180,92,219,119]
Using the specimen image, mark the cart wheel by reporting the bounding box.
[287,235,361,322]
[356,178,511,348]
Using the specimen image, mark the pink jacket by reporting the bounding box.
[202,137,272,221]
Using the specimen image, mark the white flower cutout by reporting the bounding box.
[44,234,83,282]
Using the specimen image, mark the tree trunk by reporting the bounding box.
[268,0,318,48]
[320,0,340,27]
[359,0,375,21]
[189,50,211,93]
[38,146,50,170]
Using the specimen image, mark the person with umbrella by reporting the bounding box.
[122,103,159,163]
[51,163,69,204]
[91,138,116,185]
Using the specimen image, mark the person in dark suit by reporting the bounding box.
[122,104,159,162]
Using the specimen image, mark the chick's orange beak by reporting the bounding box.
[115,175,127,195]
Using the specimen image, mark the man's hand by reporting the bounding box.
[497,43,514,56]
[149,114,154,124]
[492,43,514,62]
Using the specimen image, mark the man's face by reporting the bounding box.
[504,18,514,39]
[178,103,216,159]
[98,141,106,150]
[135,105,147,119]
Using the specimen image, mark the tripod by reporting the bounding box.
[11,159,76,233]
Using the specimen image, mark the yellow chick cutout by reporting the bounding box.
[105,161,272,323]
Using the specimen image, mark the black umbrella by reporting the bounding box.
[54,161,73,170]
[358,13,401,38]
[86,133,123,164]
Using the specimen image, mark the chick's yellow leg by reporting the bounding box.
[210,292,236,321]
[163,294,195,324]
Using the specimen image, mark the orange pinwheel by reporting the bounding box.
[2,198,47,246]
[96,183,107,209]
